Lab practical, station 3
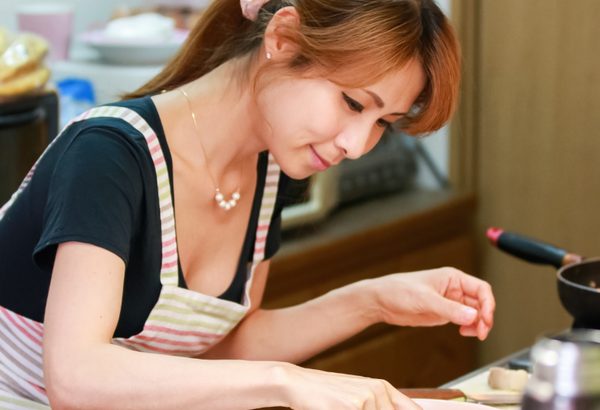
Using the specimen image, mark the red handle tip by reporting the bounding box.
[487,227,503,246]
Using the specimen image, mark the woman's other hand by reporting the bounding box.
[280,365,422,410]
[241,0,270,20]
[367,268,495,340]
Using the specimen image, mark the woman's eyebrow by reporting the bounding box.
[361,89,407,116]
[361,89,384,108]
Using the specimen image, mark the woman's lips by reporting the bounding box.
[310,146,330,171]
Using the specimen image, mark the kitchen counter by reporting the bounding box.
[440,348,531,410]
[277,188,470,258]
[440,348,530,388]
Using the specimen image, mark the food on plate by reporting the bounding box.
[0,66,50,97]
[0,34,48,86]
[488,367,528,392]
[103,13,176,42]
[0,30,50,98]
[0,27,11,55]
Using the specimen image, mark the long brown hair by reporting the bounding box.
[122,0,460,135]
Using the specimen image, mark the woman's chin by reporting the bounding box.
[288,170,316,180]
[279,164,316,180]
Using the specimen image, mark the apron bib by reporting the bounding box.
[0,105,280,407]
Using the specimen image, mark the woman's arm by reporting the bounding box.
[200,261,377,362]
[44,242,419,410]
[43,242,284,410]
[202,264,495,363]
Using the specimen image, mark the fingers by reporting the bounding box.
[378,267,496,340]
[459,313,493,340]
[477,314,492,340]
[288,367,420,410]
[361,382,389,410]
[344,379,418,410]
[460,324,478,337]
[457,306,492,340]
[435,269,495,340]
[385,382,422,410]
[461,295,491,338]
[426,292,479,326]
[447,270,496,336]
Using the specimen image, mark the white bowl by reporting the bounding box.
[80,29,189,66]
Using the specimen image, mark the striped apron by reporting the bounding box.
[0,106,281,409]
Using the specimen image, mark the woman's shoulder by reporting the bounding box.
[52,96,163,159]
[71,96,161,139]
[107,95,163,132]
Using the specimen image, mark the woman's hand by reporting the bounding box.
[367,268,495,340]
[280,364,422,410]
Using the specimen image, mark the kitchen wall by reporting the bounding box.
[451,0,600,365]
[414,0,450,190]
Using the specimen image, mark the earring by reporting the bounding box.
[266,52,271,59]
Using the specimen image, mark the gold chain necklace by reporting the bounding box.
[177,88,242,211]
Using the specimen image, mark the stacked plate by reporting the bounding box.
[80,13,189,65]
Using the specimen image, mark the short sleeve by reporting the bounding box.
[33,126,145,270]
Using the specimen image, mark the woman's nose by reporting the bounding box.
[334,127,372,160]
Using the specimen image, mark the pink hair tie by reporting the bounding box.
[241,0,270,20]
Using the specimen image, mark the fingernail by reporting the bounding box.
[462,307,477,322]
[460,326,477,336]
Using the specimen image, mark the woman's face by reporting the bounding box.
[258,59,426,180]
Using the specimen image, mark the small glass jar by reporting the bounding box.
[522,329,600,410]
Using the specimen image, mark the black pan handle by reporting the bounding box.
[487,227,581,269]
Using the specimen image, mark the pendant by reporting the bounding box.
[215,189,241,211]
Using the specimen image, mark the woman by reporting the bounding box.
[0,0,495,408]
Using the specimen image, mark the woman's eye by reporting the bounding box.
[376,118,392,129]
[342,92,364,113]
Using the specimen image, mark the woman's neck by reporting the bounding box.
[155,59,268,184]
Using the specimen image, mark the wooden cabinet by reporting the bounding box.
[262,189,479,388]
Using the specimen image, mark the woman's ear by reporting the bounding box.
[263,6,301,59]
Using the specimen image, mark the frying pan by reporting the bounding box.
[487,228,600,330]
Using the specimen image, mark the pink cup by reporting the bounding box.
[17,4,74,62]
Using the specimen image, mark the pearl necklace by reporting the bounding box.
[177,88,242,211]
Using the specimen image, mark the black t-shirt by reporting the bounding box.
[0,96,289,338]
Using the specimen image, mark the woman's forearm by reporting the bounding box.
[45,243,288,410]
[202,266,496,362]
[201,279,380,362]
[47,343,289,410]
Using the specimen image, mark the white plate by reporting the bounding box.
[414,399,497,410]
[80,29,189,66]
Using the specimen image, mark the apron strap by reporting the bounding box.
[242,153,281,307]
